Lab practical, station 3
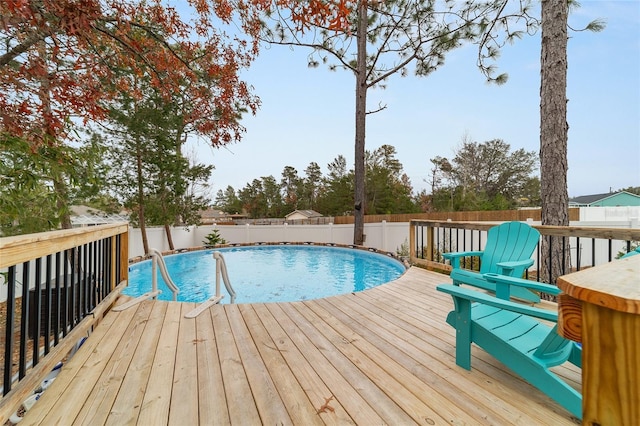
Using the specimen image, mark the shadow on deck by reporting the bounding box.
[18,267,581,425]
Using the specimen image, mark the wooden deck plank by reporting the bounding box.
[281,302,419,424]
[104,300,167,425]
[225,304,293,424]
[251,303,354,425]
[168,303,198,426]
[137,301,182,425]
[237,304,325,426]
[303,297,463,424]
[20,299,138,425]
[265,303,385,425]
[210,304,262,424]
[194,306,230,425]
[72,300,154,425]
[361,273,580,423]
[14,267,581,425]
[325,290,540,424]
[314,295,510,424]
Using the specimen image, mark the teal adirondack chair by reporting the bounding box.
[443,221,541,302]
[437,273,582,419]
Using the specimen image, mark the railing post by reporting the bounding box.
[426,224,434,261]
[120,229,129,285]
[110,234,119,291]
[409,221,416,262]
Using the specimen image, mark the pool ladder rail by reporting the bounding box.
[185,251,236,318]
[115,249,236,315]
[114,248,181,311]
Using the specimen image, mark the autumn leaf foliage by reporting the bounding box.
[0,0,257,147]
[0,0,354,149]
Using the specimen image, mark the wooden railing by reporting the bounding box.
[0,223,129,408]
[409,220,640,277]
[333,208,581,225]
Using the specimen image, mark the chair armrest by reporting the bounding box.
[495,259,534,275]
[436,284,558,322]
[483,273,561,296]
[443,251,484,269]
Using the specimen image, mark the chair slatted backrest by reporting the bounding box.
[479,222,541,274]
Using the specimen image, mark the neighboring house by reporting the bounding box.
[285,210,323,221]
[568,191,640,207]
[200,208,248,224]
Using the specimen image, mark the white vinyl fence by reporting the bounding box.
[129,221,411,259]
[129,207,639,259]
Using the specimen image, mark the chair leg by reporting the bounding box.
[453,298,472,370]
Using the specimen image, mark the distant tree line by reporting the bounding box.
[215,144,419,219]
[214,140,542,219]
[427,138,541,211]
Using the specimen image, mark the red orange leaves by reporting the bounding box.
[1,0,354,148]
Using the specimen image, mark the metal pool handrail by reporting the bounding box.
[149,248,180,301]
[185,251,236,318]
[214,251,236,303]
[113,248,179,311]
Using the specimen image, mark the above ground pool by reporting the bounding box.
[125,244,406,304]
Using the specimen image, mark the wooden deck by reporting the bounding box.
[19,267,581,425]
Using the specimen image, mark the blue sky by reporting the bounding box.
[189,1,640,199]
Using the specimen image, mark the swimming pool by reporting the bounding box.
[125,244,406,304]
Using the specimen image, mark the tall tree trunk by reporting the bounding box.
[164,223,175,250]
[53,176,72,229]
[540,0,570,286]
[38,40,73,230]
[135,141,150,254]
[161,188,175,250]
[353,0,368,245]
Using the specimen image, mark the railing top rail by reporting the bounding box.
[409,220,640,241]
[0,222,129,268]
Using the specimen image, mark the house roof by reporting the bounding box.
[285,209,323,219]
[569,191,640,205]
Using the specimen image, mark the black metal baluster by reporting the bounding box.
[44,254,52,354]
[62,251,69,337]
[19,262,30,379]
[470,230,475,270]
[33,258,42,365]
[3,266,16,395]
[106,237,113,295]
[89,241,96,310]
[575,237,580,271]
[609,240,613,262]
[82,243,88,317]
[547,236,553,282]
[116,235,122,285]
[54,252,61,345]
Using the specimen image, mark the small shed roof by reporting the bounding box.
[285,209,323,219]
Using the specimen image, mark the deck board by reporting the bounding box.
[194,306,228,425]
[137,301,181,425]
[17,267,581,425]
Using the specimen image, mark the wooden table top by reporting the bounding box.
[557,255,640,314]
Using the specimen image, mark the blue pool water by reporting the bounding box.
[125,245,406,304]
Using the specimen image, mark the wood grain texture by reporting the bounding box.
[583,303,640,425]
[16,267,581,425]
[557,255,640,314]
[557,293,583,343]
[0,223,129,268]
